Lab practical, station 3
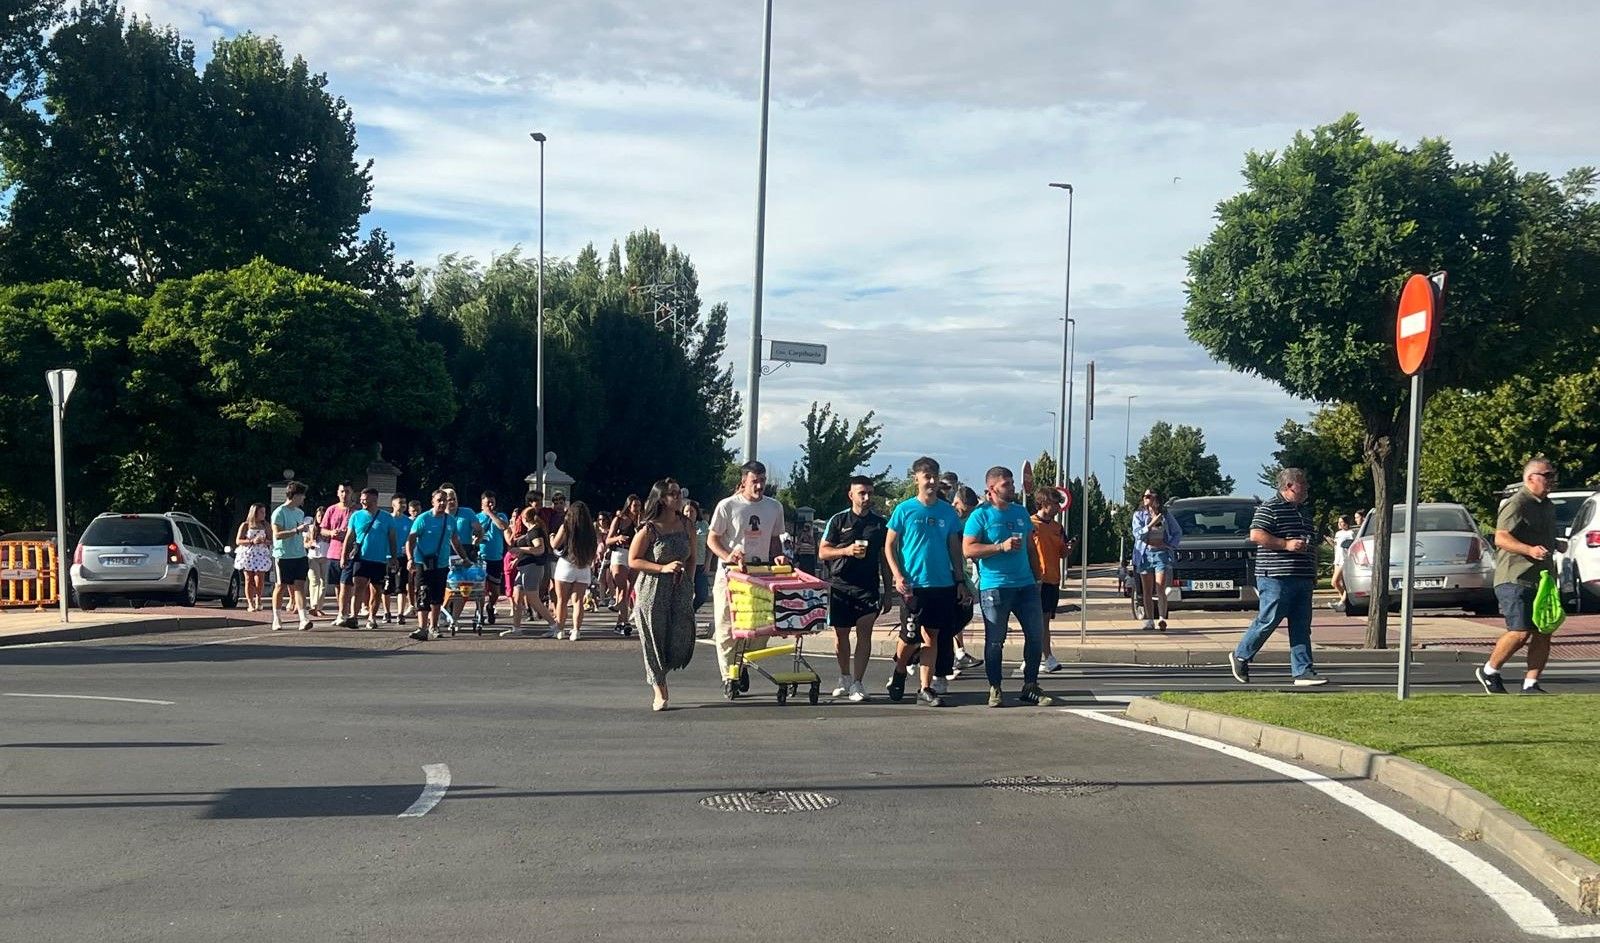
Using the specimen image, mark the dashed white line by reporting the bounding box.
[398,764,451,818]
[3,693,174,705]
[168,634,269,650]
[1068,709,1600,938]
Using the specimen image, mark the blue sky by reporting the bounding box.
[129,0,1600,497]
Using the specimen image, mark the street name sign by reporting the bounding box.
[768,340,827,365]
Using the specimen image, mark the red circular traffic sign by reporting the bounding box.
[1395,274,1439,376]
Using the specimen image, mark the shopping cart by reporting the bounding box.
[723,565,829,705]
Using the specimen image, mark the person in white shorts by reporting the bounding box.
[550,500,601,641]
[706,461,789,697]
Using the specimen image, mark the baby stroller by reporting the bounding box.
[723,565,829,705]
[442,546,488,636]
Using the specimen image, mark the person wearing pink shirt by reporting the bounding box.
[320,482,358,628]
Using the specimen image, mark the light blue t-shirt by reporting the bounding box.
[389,514,412,559]
[450,508,478,547]
[348,509,394,563]
[476,511,508,560]
[410,512,455,569]
[886,497,961,589]
[964,502,1037,589]
[270,504,307,560]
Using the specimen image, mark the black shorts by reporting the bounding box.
[485,558,505,585]
[419,568,448,607]
[898,585,961,643]
[1495,583,1535,632]
[353,559,387,583]
[275,556,309,585]
[384,557,407,595]
[1040,582,1060,618]
[334,559,358,585]
[828,589,878,628]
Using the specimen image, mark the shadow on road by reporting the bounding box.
[0,641,417,668]
[0,741,220,749]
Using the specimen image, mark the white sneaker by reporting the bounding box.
[271,618,283,631]
[831,676,852,698]
[1141,619,1156,631]
[931,677,949,696]
[1043,654,1063,673]
[298,615,313,631]
[848,679,868,703]
[568,627,581,641]
[363,617,377,631]
[402,605,417,617]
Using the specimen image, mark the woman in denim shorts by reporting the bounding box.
[1132,489,1182,631]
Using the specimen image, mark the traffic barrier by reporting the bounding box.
[0,540,60,609]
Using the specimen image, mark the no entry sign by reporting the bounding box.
[1395,273,1441,375]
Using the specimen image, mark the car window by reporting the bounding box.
[1390,507,1475,533]
[1573,499,1597,533]
[82,518,174,546]
[1551,495,1588,531]
[176,521,205,550]
[1172,506,1255,537]
[199,526,224,553]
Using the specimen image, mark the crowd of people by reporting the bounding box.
[245,454,1568,708]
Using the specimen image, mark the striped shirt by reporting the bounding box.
[1251,496,1317,578]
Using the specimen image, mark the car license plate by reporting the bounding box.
[1187,580,1235,591]
[1,568,39,581]
[101,556,141,566]
[1391,577,1446,590]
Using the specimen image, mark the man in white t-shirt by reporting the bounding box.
[707,460,790,696]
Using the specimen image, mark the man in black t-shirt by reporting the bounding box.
[819,476,893,703]
[1230,467,1325,686]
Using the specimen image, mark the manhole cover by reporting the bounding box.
[699,790,839,813]
[982,776,1115,796]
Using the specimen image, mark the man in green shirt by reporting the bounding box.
[1476,459,1566,695]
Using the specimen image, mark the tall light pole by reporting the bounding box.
[47,368,77,623]
[743,0,775,463]
[1121,394,1138,504]
[530,131,547,486]
[1050,182,1075,485]
[1045,410,1058,467]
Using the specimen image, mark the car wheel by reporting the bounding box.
[220,572,241,610]
[180,572,199,607]
[78,594,98,612]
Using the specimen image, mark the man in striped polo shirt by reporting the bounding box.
[1229,467,1326,686]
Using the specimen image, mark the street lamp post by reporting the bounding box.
[1121,394,1137,503]
[1045,410,1057,468]
[530,131,547,487]
[46,368,77,623]
[1050,182,1075,485]
[743,0,775,463]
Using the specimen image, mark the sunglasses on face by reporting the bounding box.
[1531,471,1558,481]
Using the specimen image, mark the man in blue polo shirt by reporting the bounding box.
[884,456,969,707]
[964,465,1055,708]
[408,490,468,641]
[477,490,510,626]
[342,487,397,630]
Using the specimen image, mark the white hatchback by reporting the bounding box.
[1553,490,1600,612]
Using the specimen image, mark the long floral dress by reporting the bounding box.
[631,523,696,684]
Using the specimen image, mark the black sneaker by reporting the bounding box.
[1520,683,1550,695]
[1228,652,1250,684]
[408,627,429,642]
[886,672,908,702]
[954,653,984,670]
[1018,682,1055,706]
[1475,666,1507,695]
[917,687,943,707]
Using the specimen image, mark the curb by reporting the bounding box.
[0,615,256,648]
[857,633,1482,667]
[1124,696,1600,915]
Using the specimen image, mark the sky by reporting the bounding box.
[128,0,1600,497]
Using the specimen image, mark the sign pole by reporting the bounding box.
[1397,370,1424,699]
[47,369,78,623]
[1079,361,1094,643]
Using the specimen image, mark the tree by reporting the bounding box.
[1421,368,1600,525]
[1185,115,1600,646]
[1062,475,1120,564]
[1122,422,1234,505]
[781,402,886,517]
[1259,404,1368,530]
[130,259,452,525]
[0,5,389,292]
[0,0,60,135]
[1030,452,1059,506]
[0,281,147,530]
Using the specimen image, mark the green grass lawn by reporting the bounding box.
[1157,692,1600,862]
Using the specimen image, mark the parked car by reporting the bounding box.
[1156,496,1262,612]
[70,512,240,610]
[1343,503,1496,617]
[1552,490,1600,613]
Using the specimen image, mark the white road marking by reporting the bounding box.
[398,764,451,818]
[1068,709,1600,938]
[3,692,174,705]
[168,634,269,650]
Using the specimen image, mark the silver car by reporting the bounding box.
[1343,502,1497,616]
[71,512,241,610]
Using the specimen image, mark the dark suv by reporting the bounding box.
[1162,496,1260,610]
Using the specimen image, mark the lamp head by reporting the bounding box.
[530,132,547,142]
[1049,182,1073,191]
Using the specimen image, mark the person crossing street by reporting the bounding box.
[819,476,892,703]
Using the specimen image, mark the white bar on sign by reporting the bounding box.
[1398,310,1428,338]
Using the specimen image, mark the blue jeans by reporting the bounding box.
[979,583,1046,687]
[1234,575,1314,676]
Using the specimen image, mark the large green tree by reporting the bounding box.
[781,402,886,517]
[0,3,393,293]
[1122,422,1234,505]
[1186,115,1600,646]
[1259,404,1368,531]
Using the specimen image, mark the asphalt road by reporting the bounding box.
[3,626,1595,943]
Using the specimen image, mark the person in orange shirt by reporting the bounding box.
[1029,487,1075,673]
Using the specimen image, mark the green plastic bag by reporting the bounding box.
[1533,570,1565,635]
